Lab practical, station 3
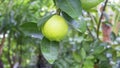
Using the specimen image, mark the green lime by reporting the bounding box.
[42,15,68,41]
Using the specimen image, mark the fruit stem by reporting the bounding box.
[97,0,108,39]
[56,8,61,15]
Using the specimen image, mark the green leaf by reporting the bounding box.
[83,60,94,68]
[86,55,94,60]
[71,18,87,33]
[97,54,107,61]
[93,45,105,55]
[99,61,112,68]
[79,18,87,33]
[20,22,40,36]
[56,0,82,19]
[80,48,86,60]
[62,11,73,22]
[41,37,59,64]
[59,59,69,68]
[72,51,82,63]
[82,41,91,53]
[37,14,53,30]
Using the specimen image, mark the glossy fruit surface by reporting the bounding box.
[81,0,104,11]
[42,15,68,41]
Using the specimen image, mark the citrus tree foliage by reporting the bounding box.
[0,0,120,68]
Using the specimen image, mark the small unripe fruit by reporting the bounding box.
[81,0,104,11]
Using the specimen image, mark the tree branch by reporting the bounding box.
[0,33,6,47]
[97,0,108,39]
[7,32,13,68]
[0,33,6,55]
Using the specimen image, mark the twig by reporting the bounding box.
[97,0,108,39]
[87,26,95,40]
[88,13,97,31]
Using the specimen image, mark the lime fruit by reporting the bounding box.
[42,15,68,41]
[81,0,104,11]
